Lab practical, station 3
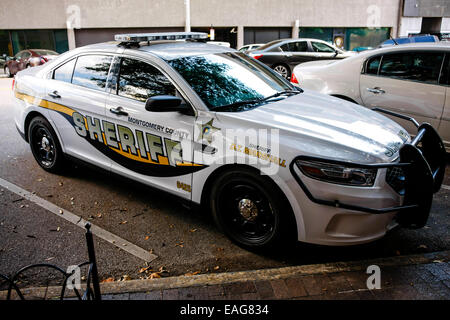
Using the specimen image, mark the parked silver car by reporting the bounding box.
[292,42,450,151]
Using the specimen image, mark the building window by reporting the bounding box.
[4,29,68,56]
[299,27,390,51]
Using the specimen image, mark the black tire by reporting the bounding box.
[272,64,290,79]
[210,167,296,250]
[28,116,65,173]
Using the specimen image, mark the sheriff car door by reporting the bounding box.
[45,54,113,171]
[105,55,198,200]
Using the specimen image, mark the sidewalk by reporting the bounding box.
[4,250,450,300]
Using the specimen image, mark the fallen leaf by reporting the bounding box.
[144,235,150,240]
[97,213,102,218]
[70,197,74,201]
[37,178,43,182]
[417,244,427,249]
[158,266,168,274]
[139,266,151,273]
[119,221,128,225]
[184,271,200,276]
[59,209,63,215]
[149,273,161,279]
[101,277,114,283]
[189,228,197,233]
[213,266,220,271]
[45,257,55,261]
[58,182,63,186]
[175,242,184,248]
[433,259,444,263]
[121,275,131,281]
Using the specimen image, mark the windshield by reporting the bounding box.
[168,52,296,111]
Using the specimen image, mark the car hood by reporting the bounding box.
[217,90,409,163]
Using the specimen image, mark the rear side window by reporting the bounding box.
[379,52,444,84]
[281,42,307,52]
[117,58,176,102]
[365,56,381,75]
[311,42,335,53]
[53,58,76,83]
[72,55,112,91]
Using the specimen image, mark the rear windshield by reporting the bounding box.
[32,50,59,56]
[257,40,283,51]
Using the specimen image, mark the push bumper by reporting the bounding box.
[290,122,446,230]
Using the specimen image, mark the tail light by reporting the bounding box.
[250,54,263,60]
[40,56,48,64]
[12,78,15,91]
[290,72,299,84]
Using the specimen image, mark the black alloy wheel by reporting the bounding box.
[210,168,294,250]
[28,117,65,173]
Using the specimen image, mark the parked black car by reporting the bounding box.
[249,38,355,78]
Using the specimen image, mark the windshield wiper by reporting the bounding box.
[212,89,302,112]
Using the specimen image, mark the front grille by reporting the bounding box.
[386,166,406,195]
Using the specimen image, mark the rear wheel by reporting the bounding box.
[28,116,65,173]
[210,168,295,250]
[272,64,290,79]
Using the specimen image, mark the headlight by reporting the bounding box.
[295,160,377,187]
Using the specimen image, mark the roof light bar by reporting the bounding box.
[114,32,209,43]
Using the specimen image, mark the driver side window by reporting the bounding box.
[117,58,177,102]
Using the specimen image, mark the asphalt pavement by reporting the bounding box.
[0,77,449,291]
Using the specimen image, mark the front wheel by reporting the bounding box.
[210,168,295,250]
[28,116,65,173]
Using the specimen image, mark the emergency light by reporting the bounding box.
[114,32,208,43]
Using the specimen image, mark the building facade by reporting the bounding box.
[0,0,448,57]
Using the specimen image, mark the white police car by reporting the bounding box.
[13,32,446,250]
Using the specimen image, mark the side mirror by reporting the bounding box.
[145,95,193,115]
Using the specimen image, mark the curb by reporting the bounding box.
[3,250,450,299]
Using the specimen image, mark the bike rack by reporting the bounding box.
[0,223,101,300]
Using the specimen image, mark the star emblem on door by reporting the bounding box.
[197,119,220,144]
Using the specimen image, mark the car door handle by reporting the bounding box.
[48,91,61,99]
[109,106,128,116]
[366,87,385,94]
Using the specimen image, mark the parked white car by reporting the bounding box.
[291,42,450,151]
[13,33,446,250]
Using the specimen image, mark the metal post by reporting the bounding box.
[85,223,101,300]
[184,0,191,32]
